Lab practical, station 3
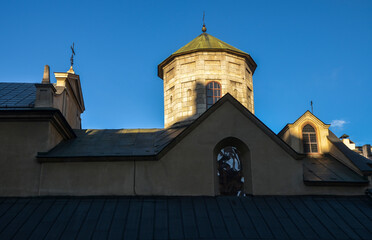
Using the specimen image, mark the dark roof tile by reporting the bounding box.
[0,83,36,108]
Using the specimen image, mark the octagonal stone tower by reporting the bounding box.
[158,29,257,128]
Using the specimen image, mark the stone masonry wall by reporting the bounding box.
[162,52,254,128]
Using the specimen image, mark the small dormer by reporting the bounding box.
[278,111,331,154]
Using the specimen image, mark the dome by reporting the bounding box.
[174,33,247,56]
[158,33,256,79]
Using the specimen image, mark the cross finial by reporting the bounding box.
[310,100,313,113]
[70,42,75,67]
[202,12,207,32]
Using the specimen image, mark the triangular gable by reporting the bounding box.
[278,110,330,137]
[65,74,85,112]
[157,93,304,160]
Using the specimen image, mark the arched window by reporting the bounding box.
[217,146,243,195]
[302,124,318,153]
[206,81,221,108]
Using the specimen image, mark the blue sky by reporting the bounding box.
[1,0,371,145]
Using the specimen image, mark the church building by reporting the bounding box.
[1,25,371,197]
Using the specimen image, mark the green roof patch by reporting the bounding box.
[158,32,256,79]
[173,33,247,55]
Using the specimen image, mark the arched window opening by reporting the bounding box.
[302,124,318,153]
[187,89,192,98]
[217,146,244,196]
[206,81,221,109]
[233,89,238,98]
[169,96,173,113]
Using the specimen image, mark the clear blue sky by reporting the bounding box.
[1,0,371,145]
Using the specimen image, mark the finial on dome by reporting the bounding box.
[202,11,207,32]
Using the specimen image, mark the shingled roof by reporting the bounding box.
[0,83,36,108]
[0,196,371,239]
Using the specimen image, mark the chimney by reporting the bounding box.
[362,144,372,158]
[42,65,50,84]
[35,65,56,107]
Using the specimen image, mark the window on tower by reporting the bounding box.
[206,81,221,109]
[302,124,318,153]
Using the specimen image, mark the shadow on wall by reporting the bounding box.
[169,82,217,128]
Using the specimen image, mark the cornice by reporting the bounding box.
[158,49,257,79]
[0,108,76,140]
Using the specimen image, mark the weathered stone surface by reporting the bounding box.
[161,52,255,127]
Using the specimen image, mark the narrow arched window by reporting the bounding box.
[302,124,318,153]
[217,146,243,196]
[206,81,221,109]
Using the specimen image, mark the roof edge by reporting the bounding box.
[327,134,372,175]
[157,93,304,160]
[278,111,331,136]
[37,155,157,162]
[158,49,257,79]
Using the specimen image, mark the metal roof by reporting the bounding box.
[0,196,371,239]
[0,83,36,108]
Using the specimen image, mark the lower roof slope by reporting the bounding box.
[37,127,187,160]
[328,132,372,174]
[0,196,371,240]
[303,155,369,185]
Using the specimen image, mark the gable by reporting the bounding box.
[278,110,372,175]
[65,76,85,112]
[158,94,302,160]
[146,95,305,195]
[278,111,331,153]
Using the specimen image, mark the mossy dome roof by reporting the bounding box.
[158,32,257,79]
[173,33,247,55]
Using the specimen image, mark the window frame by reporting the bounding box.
[301,123,319,154]
[206,81,222,109]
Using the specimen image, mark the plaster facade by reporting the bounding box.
[25,100,371,196]
[0,121,64,196]
[279,111,331,154]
